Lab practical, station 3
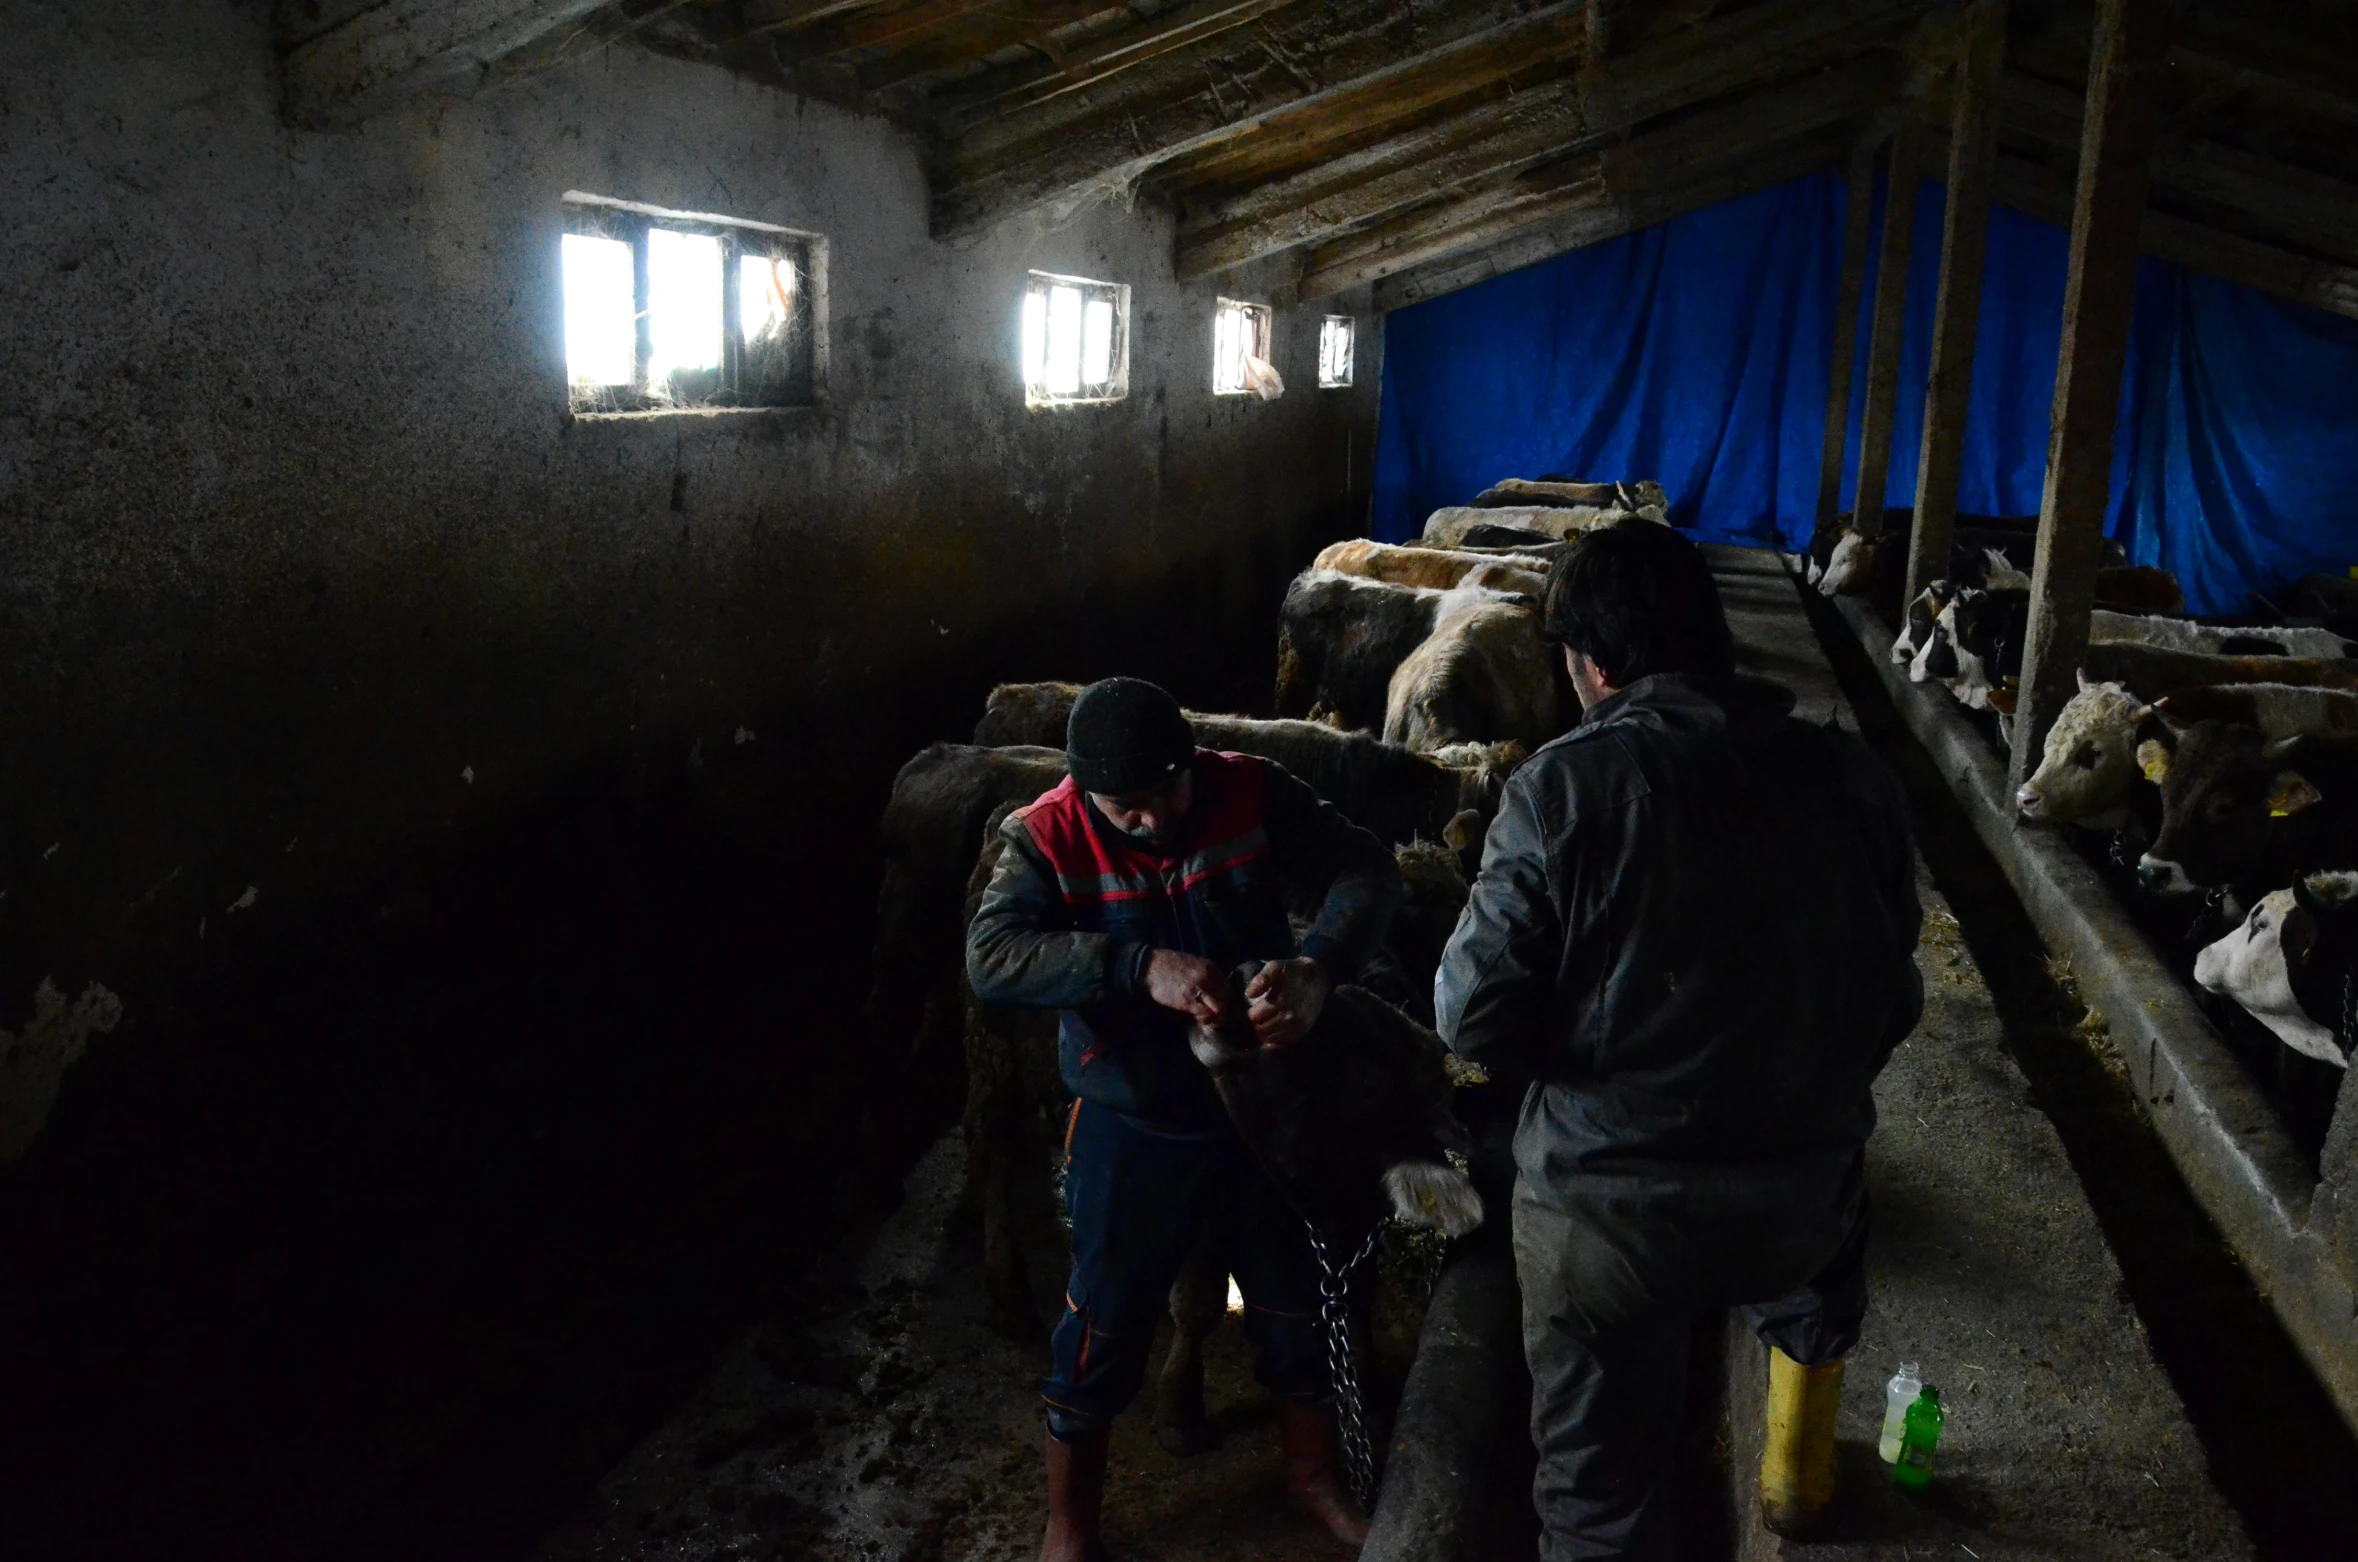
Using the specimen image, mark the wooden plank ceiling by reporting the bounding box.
[567,0,2358,314]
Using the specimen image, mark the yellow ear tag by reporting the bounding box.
[2137,740,2170,785]
[2269,771,2321,817]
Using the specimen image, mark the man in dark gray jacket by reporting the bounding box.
[1436,524,1922,1559]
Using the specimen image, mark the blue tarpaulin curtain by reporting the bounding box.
[1370,166,2358,613]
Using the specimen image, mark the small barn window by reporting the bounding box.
[1213,298,1275,397]
[562,193,825,415]
[1318,316,1356,389]
[1022,272,1128,406]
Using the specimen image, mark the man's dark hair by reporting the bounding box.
[1542,521,1736,686]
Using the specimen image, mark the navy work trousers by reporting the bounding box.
[1515,1154,1869,1562]
[1043,1099,1328,1441]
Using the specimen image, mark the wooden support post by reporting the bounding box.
[1904,0,2005,605]
[2007,0,2175,795]
[1850,119,1923,539]
[1815,136,1881,537]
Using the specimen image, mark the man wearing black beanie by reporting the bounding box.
[968,676,1404,1560]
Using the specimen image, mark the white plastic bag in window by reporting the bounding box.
[1242,354,1285,400]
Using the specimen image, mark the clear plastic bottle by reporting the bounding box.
[1892,1386,1945,1491]
[1878,1361,1922,1463]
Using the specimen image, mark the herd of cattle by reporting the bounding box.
[1803,512,2358,1076]
[861,476,1660,1451]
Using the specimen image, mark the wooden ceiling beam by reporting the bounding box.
[2000,71,2358,264]
[1174,6,1914,280]
[1368,122,1858,312]
[281,0,612,126]
[1303,59,1897,302]
[930,0,1596,236]
[923,0,1301,127]
[933,0,1928,239]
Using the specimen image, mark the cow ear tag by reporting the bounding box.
[2137,739,2171,785]
[2268,771,2321,817]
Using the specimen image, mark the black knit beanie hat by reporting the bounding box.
[1066,678,1195,796]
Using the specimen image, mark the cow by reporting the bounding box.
[2154,684,2358,739]
[2014,678,2158,829]
[1312,538,1552,596]
[1450,524,1572,554]
[2091,611,2351,661]
[1383,593,1562,753]
[1470,477,1669,514]
[973,681,1522,852]
[2134,723,2358,897]
[2193,873,2358,1070]
[1891,580,1964,668]
[1423,505,1649,548]
[865,743,1072,1132]
[1930,592,2342,712]
[1275,571,1532,733]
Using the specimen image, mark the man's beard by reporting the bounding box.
[1120,821,1174,849]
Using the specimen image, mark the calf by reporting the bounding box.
[1190,969,1483,1246]
[2192,873,2358,1068]
[1922,586,2028,709]
[1452,524,1571,554]
[1313,538,1551,596]
[974,681,1522,851]
[1383,594,1561,753]
[1892,580,1963,669]
[1276,571,1526,733]
[2135,723,2358,896]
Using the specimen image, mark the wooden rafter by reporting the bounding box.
[1172,0,1920,280]
[282,0,615,126]
[924,0,1301,126]
[930,0,1603,236]
[1301,56,1898,302]
[1368,121,1859,312]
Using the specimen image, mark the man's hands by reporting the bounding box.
[1245,957,1330,1050]
[1143,949,1238,1027]
[1142,951,1331,1049]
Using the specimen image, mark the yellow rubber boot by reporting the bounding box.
[1759,1347,1843,1538]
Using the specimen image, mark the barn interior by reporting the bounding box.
[8,1,2358,1559]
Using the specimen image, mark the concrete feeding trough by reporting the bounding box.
[1819,583,2358,1440]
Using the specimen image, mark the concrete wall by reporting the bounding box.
[0,7,1379,1554]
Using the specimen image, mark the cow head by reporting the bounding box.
[2136,723,2324,895]
[1939,588,2028,710]
[2193,875,2358,1067]
[1894,580,1957,669]
[1817,530,1877,597]
[2016,677,2153,828]
[1431,740,1527,823]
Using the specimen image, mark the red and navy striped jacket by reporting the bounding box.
[967,749,1402,1126]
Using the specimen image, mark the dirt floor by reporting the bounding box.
[534,1130,1447,1562]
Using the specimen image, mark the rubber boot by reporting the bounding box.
[1274,1397,1371,1547]
[1039,1427,1110,1562]
[1758,1347,1844,1538]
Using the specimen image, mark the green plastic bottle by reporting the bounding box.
[1892,1386,1944,1490]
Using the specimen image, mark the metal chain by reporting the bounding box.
[1307,1218,1385,1509]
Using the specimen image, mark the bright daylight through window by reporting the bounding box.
[1213,298,1278,398]
[1021,272,1128,406]
[562,194,823,414]
[1318,316,1355,389]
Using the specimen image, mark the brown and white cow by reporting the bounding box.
[1312,538,1552,596]
[1275,571,1532,734]
[1382,594,1562,754]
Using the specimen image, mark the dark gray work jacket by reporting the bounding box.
[1435,673,1922,1199]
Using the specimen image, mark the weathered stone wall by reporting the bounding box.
[0,7,1378,1553]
